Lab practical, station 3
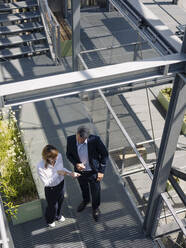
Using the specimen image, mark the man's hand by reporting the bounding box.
[76,163,85,171]
[71,172,81,178]
[97,172,104,181]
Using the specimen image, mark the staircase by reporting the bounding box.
[0,0,49,61]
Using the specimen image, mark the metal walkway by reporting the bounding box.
[9,96,158,248]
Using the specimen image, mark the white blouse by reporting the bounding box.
[37,153,71,187]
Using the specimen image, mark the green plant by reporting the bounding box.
[161,88,186,123]
[0,109,38,217]
[161,87,172,101]
[166,177,179,192]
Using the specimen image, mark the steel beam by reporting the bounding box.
[143,73,186,237]
[98,85,186,236]
[71,0,80,71]
[62,0,68,18]
[1,53,186,106]
[181,27,186,54]
[169,174,186,206]
[171,166,186,181]
[172,0,178,4]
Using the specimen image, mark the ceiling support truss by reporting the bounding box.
[1,53,186,107]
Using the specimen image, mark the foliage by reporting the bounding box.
[0,109,37,217]
[161,87,172,101]
[161,87,186,123]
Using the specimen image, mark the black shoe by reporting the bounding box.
[92,208,100,222]
[77,201,89,212]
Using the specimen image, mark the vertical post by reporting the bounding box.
[71,0,80,71]
[0,97,4,108]
[57,25,62,64]
[106,0,114,12]
[172,0,178,4]
[62,0,68,18]
[105,108,111,149]
[143,73,186,236]
[106,0,110,11]
[52,25,57,64]
[181,27,186,54]
[0,196,9,248]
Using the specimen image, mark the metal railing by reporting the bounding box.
[0,195,10,248]
[38,0,61,64]
[78,53,186,237]
[101,88,186,237]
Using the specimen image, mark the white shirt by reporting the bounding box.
[77,139,92,171]
[37,153,70,187]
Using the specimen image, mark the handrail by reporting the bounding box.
[98,88,186,236]
[77,53,186,237]
[38,0,61,64]
[0,195,9,248]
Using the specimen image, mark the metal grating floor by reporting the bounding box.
[9,200,84,248]
[9,96,158,248]
[79,10,160,69]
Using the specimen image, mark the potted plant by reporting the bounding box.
[0,109,42,225]
[157,87,186,135]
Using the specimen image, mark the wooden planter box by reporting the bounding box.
[11,199,42,225]
[157,90,186,135]
[110,144,147,171]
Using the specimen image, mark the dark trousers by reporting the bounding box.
[44,180,64,224]
[78,172,100,210]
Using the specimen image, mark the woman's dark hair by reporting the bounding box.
[77,126,90,139]
[42,144,58,168]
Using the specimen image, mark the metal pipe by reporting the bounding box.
[136,138,161,146]
[160,208,186,220]
[161,193,186,236]
[98,89,154,180]
[0,197,9,248]
[120,165,154,177]
[80,41,148,54]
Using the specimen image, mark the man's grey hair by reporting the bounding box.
[77,126,90,139]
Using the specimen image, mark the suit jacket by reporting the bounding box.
[66,134,108,174]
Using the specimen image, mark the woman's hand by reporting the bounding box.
[70,172,81,178]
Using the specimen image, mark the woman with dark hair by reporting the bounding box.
[37,144,80,227]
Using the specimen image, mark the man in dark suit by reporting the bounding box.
[66,125,108,221]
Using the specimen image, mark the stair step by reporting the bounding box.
[0,32,46,46]
[0,0,37,11]
[0,22,43,35]
[0,11,40,23]
[0,43,49,59]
